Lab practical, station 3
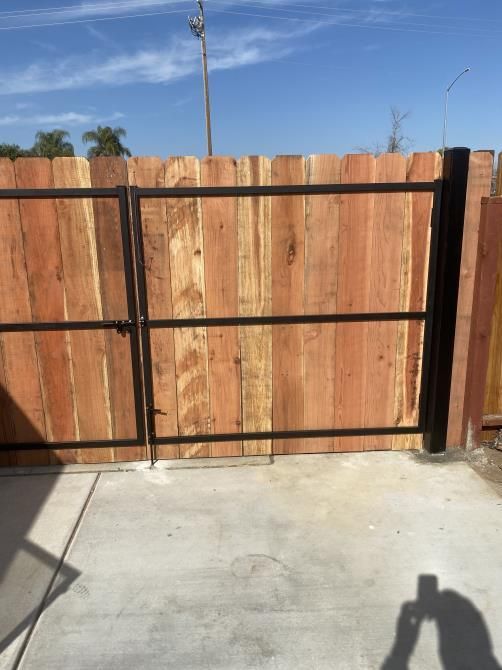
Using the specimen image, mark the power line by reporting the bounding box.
[206,6,502,39]
[0,0,498,26]
[0,0,498,37]
[0,6,191,30]
[211,0,501,25]
[0,0,180,20]
[208,1,502,36]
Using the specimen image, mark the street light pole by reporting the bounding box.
[189,0,213,156]
[442,67,470,158]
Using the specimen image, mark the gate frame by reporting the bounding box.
[0,149,471,459]
[0,186,146,452]
[131,148,470,459]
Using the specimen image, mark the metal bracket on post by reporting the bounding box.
[146,404,163,466]
[147,405,162,436]
[114,320,134,336]
[423,147,470,453]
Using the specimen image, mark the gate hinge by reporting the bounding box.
[114,320,134,336]
[139,316,147,328]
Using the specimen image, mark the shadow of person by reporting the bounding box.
[382,575,502,670]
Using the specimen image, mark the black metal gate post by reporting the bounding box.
[129,186,157,464]
[423,148,470,453]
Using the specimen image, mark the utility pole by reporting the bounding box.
[189,0,213,156]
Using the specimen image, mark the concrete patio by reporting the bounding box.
[1,450,501,670]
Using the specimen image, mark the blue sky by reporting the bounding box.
[0,0,500,157]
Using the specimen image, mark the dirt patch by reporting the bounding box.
[468,446,502,498]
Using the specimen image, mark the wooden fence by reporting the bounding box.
[0,152,494,465]
[460,197,502,446]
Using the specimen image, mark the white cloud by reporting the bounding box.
[0,111,124,126]
[0,25,317,95]
[86,24,113,45]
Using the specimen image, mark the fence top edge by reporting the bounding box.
[2,149,496,167]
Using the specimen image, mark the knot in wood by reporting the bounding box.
[287,243,295,265]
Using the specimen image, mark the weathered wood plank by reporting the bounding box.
[392,152,440,450]
[304,154,340,453]
[165,157,211,458]
[53,157,112,464]
[335,154,376,452]
[496,152,502,196]
[482,414,502,429]
[271,156,305,454]
[237,156,272,456]
[447,151,493,447]
[0,159,47,465]
[364,153,407,451]
[201,157,242,456]
[15,158,77,463]
[128,157,177,460]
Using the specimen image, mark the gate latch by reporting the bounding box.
[147,405,163,441]
[114,320,133,336]
[148,405,163,417]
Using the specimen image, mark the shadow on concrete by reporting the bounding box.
[382,574,502,670]
[0,387,81,667]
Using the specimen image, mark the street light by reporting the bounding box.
[442,67,470,158]
[189,0,213,156]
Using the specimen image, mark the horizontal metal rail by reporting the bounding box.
[153,425,421,445]
[0,320,134,333]
[134,182,437,198]
[148,312,426,329]
[0,438,142,452]
[0,188,119,199]
[0,182,438,200]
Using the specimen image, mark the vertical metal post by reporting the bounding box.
[117,186,147,447]
[129,187,156,465]
[423,148,470,453]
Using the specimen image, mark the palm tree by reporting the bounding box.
[31,129,74,159]
[82,125,131,158]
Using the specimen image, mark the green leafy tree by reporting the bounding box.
[82,125,131,158]
[0,143,32,159]
[31,129,74,159]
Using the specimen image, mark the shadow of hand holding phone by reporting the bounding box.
[382,575,502,670]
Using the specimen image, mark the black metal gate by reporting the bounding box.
[132,148,470,460]
[0,186,145,453]
[0,149,470,461]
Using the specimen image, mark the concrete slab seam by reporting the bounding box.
[13,473,102,670]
